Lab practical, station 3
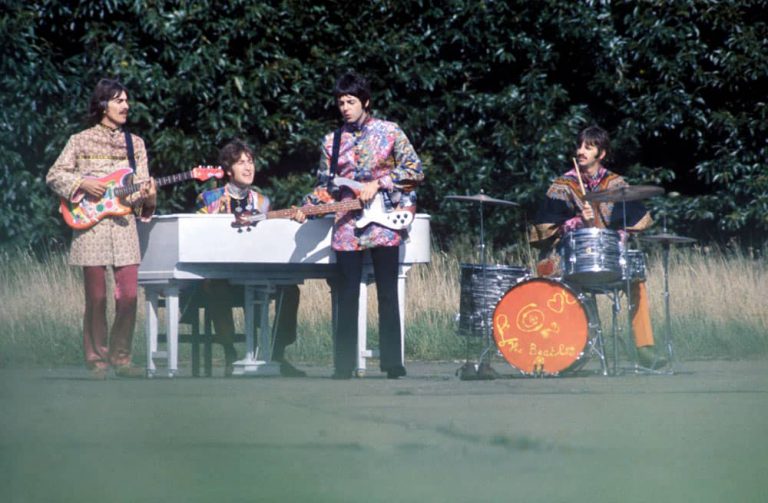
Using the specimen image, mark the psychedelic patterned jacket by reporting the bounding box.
[305,117,424,251]
[46,124,151,266]
[529,166,653,274]
[195,184,270,215]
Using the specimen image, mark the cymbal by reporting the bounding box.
[640,233,697,244]
[445,194,518,207]
[583,185,665,203]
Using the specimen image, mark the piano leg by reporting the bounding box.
[145,288,159,378]
[165,286,180,378]
[232,284,280,376]
[397,265,412,364]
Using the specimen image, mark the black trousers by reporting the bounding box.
[334,246,402,373]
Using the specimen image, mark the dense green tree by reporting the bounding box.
[1,0,766,252]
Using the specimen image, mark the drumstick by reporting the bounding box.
[572,157,595,227]
[572,157,587,195]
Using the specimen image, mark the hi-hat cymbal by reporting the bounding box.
[584,185,665,203]
[445,194,519,206]
[640,233,697,244]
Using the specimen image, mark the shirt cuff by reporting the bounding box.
[562,216,584,233]
[377,175,394,191]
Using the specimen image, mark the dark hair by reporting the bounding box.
[87,78,129,126]
[218,139,254,174]
[333,72,371,110]
[577,125,611,158]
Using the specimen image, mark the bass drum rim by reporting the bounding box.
[492,278,593,376]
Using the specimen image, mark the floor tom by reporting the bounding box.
[458,264,530,338]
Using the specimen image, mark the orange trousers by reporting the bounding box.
[630,281,655,348]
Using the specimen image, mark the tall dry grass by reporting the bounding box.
[643,247,768,358]
[1,245,766,367]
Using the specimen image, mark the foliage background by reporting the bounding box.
[1,0,767,252]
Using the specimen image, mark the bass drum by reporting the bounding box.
[492,278,593,375]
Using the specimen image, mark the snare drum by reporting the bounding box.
[492,278,594,375]
[458,264,530,338]
[560,228,622,285]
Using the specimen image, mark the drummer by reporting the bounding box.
[529,125,666,369]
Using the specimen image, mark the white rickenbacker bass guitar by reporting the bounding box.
[232,176,414,230]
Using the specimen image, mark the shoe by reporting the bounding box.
[385,366,407,379]
[331,369,353,380]
[278,359,307,377]
[636,346,668,370]
[457,362,479,381]
[224,345,238,377]
[475,362,499,380]
[89,367,108,380]
[114,365,145,378]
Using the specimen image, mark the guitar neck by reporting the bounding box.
[266,198,363,219]
[114,171,194,197]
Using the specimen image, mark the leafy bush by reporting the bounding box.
[1,0,766,252]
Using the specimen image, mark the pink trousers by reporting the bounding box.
[82,265,138,369]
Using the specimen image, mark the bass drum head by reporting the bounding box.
[492,278,590,375]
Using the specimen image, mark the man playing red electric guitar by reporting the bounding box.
[46,78,156,379]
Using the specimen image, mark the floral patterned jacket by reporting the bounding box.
[46,124,151,266]
[304,117,424,251]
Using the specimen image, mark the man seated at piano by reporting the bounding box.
[195,139,306,377]
[295,71,424,379]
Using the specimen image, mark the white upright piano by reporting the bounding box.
[138,213,431,377]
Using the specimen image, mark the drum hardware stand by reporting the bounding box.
[475,194,496,379]
[477,195,499,381]
[619,198,640,372]
[445,192,519,381]
[640,215,697,375]
[602,287,631,376]
[660,237,675,373]
[614,195,656,375]
[582,292,609,376]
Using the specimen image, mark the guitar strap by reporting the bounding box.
[327,127,342,199]
[124,130,137,172]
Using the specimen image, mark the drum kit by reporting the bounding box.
[446,185,696,379]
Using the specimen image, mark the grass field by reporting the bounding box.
[2,361,768,502]
[1,244,766,368]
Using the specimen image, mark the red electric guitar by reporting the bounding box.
[60,166,224,230]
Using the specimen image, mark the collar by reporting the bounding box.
[566,166,606,185]
[345,115,374,133]
[226,182,251,200]
[96,123,122,134]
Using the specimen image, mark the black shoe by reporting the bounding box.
[278,359,307,377]
[457,362,479,381]
[385,366,407,379]
[636,346,668,370]
[224,345,238,377]
[331,369,353,380]
[475,362,499,380]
